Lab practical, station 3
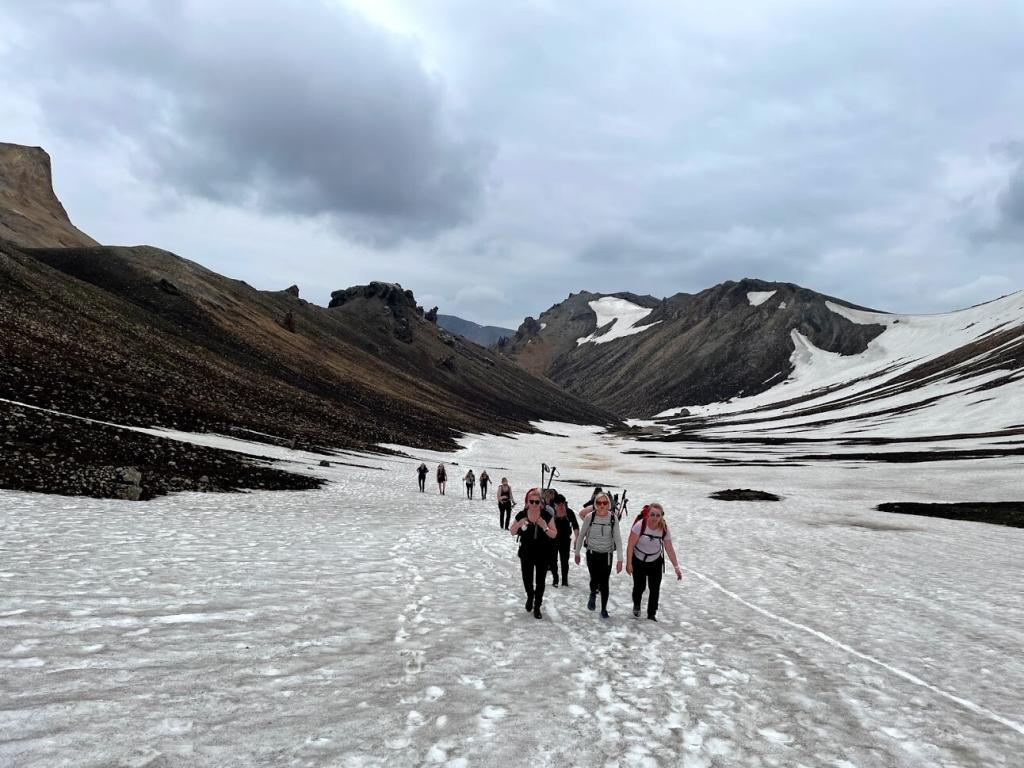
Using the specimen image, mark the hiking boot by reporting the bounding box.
[552,577,559,587]
[633,608,640,618]
[647,615,658,622]
[533,607,543,620]
[562,578,569,587]
[587,593,596,611]
[525,596,533,612]
[600,609,609,619]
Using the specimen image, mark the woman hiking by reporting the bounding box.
[464,469,476,499]
[574,492,622,618]
[416,462,429,492]
[625,503,682,621]
[497,477,513,529]
[436,463,447,495]
[549,493,579,588]
[509,487,557,619]
[479,470,490,499]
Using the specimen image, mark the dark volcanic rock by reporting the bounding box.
[876,502,1024,528]
[0,402,322,500]
[710,489,782,501]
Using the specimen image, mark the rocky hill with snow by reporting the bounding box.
[501,279,1024,451]
[500,280,886,417]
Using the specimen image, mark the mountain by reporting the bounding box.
[0,142,614,498]
[648,290,1024,447]
[436,314,515,347]
[0,143,98,248]
[499,281,885,417]
[501,280,1024,448]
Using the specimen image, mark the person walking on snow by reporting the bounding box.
[510,487,557,619]
[416,462,429,492]
[574,492,622,619]
[497,477,513,529]
[625,503,682,621]
[549,493,579,588]
[464,469,476,499]
[436,463,447,495]
[479,470,490,499]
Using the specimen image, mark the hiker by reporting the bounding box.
[479,470,490,499]
[416,462,429,492]
[574,492,622,618]
[625,503,682,621]
[510,487,557,619]
[549,493,579,588]
[543,488,557,513]
[464,469,476,499]
[436,463,447,495]
[497,477,513,529]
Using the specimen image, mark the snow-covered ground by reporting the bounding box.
[2,423,1023,767]
[577,297,661,346]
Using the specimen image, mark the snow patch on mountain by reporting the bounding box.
[747,290,776,307]
[576,297,661,346]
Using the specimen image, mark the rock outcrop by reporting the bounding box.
[0,142,98,248]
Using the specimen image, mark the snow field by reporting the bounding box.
[1,423,1022,767]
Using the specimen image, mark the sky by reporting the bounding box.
[2,0,1023,329]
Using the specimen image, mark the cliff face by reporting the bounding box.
[0,143,98,248]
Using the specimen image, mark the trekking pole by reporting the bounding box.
[541,463,549,494]
[619,489,628,521]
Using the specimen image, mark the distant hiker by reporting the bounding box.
[416,462,429,492]
[510,487,557,619]
[549,494,579,588]
[436,464,447,495]
[479,470,490,499]
[574,492,622,618]
[464,469,476,499]
[543,487,557,513]
[497,477,513,529]
[625,503,682,621]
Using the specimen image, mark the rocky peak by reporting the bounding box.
[0,142,98,248]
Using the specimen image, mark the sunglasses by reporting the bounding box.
[595,500,609,506]
[527,499,542,506]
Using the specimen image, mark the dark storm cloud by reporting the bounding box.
[4,0,489,237]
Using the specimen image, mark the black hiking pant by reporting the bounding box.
[498,500,512,529]
[466,483,474,499]
[586,551,613,611]
[520,553,547,607]
[418,476,426,492]
[550,537,571,584]
[631,556,664,618]
[480,482,488,499]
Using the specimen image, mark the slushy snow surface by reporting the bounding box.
[577,297,661,345]
[2,423,1023,766]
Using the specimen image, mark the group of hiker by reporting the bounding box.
[416,462,492,499]
[415,462,682,623]
[512,485,681,621]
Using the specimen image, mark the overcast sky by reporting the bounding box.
[2,0,1023,328]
